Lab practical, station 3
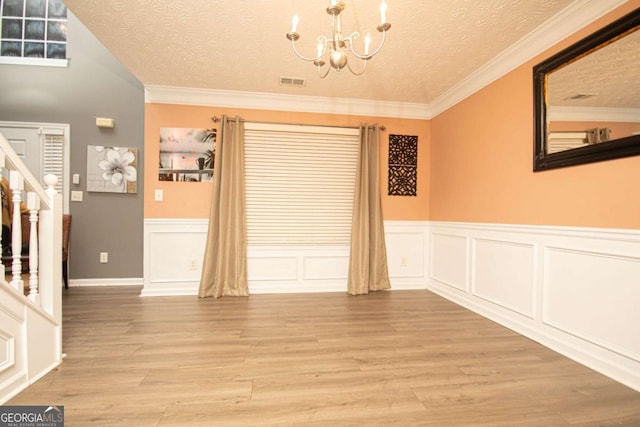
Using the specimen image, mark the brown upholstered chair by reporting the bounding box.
[62,214,71,289]
[1,213,30,273]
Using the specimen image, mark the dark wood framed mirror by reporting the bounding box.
[533,9,640,171]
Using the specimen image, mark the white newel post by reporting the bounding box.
[9,170,23,291]
[38,174,62,332]
[27,192,40,303]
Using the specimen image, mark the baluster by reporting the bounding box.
[9,170,23,291]
[27,192,40,303]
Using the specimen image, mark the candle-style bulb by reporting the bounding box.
[364,33,371,55]
[317,42,324,58]
[380,2,387,24]
[291,15,299,33]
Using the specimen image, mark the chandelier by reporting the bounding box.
[286,1,391,78]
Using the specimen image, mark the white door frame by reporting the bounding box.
[0,121,70,214]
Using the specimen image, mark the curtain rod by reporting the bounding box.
[210,116,385,131]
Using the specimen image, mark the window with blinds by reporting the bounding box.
[244,123,360,246]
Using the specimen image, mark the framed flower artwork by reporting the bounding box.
[87,145,138,193]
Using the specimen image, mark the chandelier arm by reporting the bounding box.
[288,37,327,62]
[317,64,332,79]
[346,58,368,76]
[348,29,388,60]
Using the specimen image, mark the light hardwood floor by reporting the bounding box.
[8,287,640,426]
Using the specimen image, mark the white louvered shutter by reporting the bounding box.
[42,132,64,194]
[244,123,359,245]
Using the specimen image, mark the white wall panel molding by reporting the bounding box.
[249,256,299,282]
[0,329,15,373]
[143,219,428,297]
[430,233,469,292]
[302,255,349,281]
[428,221,640,392]
[142,219,208,296]
[543,246,640,363]
[471,238,536,319]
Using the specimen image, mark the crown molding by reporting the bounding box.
[549,107,640,123]
[429,0,629,117]
[144,85,432,120]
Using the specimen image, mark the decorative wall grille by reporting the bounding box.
[388,134,417,196]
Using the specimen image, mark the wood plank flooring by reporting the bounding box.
[8,287,640,426]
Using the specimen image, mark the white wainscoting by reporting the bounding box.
[0,283,61,404]
[0,286,26,402]
[142,219,428,296]
[428,221,640,392]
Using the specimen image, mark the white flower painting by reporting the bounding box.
[87,145,138,193]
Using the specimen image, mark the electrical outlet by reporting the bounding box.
[154,189,163,201]
[71,191,83,202]
[189,259,198,270]
[400,256,408,267]
[100,252,108,263]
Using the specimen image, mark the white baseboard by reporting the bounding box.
[140,280,426,297]
[68,278,144,287]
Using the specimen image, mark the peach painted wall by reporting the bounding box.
[144,104,430,220]
[430,3,640,230]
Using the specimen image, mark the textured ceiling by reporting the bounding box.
[548,28,640,108]
[61,0,578,105]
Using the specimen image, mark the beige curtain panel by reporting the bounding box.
[198,116,249,298]
[347,124,391,295]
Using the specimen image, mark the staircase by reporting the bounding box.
[0,132,63,403]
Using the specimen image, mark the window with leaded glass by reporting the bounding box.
[0,0,67,62]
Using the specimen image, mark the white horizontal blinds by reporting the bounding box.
[547,131,589,153]
[42,132,64,193]
[244,123,360,245]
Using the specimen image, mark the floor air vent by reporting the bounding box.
[279,76,306,87]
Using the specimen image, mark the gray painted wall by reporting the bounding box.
[0,12,144,280]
